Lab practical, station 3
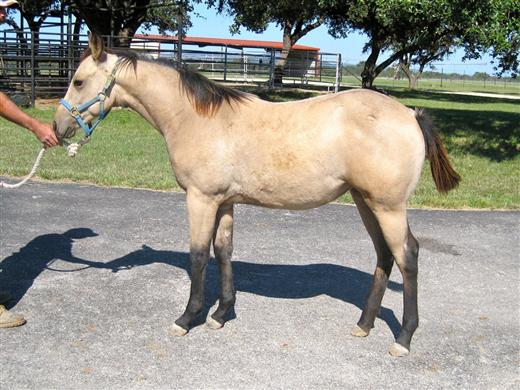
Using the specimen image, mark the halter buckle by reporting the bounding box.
[70,106,81,117]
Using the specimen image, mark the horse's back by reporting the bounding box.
[232,89,425,207]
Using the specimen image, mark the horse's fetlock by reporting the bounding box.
[404,318,419,333]
[221,292,236,306]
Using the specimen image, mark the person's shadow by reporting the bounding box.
[0,228,100,308]
[1,230,402,337]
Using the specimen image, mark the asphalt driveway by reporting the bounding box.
[1,181,518,389]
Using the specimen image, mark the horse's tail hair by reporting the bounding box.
[415,108,461,193]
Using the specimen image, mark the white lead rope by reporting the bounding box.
[0,140,86,189]
[0,147,46,189]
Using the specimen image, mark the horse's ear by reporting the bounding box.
[88,32,105,61]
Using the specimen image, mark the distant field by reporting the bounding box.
[341,75,520,95]
[0,88,518,209]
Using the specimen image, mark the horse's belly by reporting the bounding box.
[233,175,350,210]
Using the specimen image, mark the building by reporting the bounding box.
[132,34,321,78]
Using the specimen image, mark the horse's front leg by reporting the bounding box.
[206,204,235,329]
[171,191,219,336]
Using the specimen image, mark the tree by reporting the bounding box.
[211,0,332,85]
[6,1,61,44]
[141,0,193,62]
[9,1,61,33]
[63,0,194,46]
[327,0,500,88]
[462,0,519,77]
[3,1,62,76]
[397,48,451,90]
[62,1,149,46]
[396,37,454,89]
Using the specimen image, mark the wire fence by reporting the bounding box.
[340,63,520,93]
[0,29,342,106]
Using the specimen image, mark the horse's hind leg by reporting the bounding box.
[350,190,394,337]
[374,206,419,356]
[206,204,236,329]
[353,191,419,357]
[171,191,219,336]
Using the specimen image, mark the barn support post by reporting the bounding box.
[268,49,275,89]
[335,53,341,93]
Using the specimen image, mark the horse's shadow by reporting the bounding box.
[1,230,402,337]
[109,245,403,337]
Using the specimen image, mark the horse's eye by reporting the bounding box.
[73,79,83,87]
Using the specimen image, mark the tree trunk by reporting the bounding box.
[114,27,134,47]
[399,59,416,89]
[25,19,43,77]
[72,15,82,58]
[361,42,381,88]
[399,58,424,90]
[273,29,294,86]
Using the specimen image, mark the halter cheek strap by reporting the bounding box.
[60,58,122,137]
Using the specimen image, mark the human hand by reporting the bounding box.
[31,121,60,148]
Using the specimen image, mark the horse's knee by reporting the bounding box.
[190,247,209,268]
[214,241,233,261]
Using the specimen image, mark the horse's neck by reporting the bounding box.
[116,61,193,134]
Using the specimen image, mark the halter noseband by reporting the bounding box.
[60,57,123,137]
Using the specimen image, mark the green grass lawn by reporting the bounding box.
[1,88,518,209]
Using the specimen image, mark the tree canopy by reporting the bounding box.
[3,0,61,32]
[462,0,519,77]
[326,0,509,88]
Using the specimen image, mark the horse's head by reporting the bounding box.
[53,33,121,140]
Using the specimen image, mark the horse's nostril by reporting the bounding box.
[64,127,77,139]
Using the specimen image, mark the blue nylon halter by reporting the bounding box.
[60,58,122,137]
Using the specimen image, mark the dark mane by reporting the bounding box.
[176,67,250,116]
[81,47,251,116]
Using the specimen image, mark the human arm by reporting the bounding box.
[0,91,59,147]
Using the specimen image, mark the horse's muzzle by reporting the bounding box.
[53,120,77,140]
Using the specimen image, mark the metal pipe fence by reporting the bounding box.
[0,30,342,106]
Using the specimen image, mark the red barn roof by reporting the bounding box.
[134,34,320,52]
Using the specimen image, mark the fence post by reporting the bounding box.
[67,10,73,84]
[223,45,228,82]
[319,53,322,82]
[30,30,35,107]
[334,53,341,93]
